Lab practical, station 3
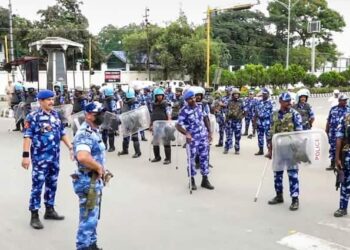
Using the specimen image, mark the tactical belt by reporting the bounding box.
[79,169,93,177]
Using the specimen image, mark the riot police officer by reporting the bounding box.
[171,88,184,120]
[22,90,73,229]
[101,87,118,152]
[243,91,257,137]
[293,89,315,130]
[266,92,303,211]
[72,101,105,250]
[73,86,88,114]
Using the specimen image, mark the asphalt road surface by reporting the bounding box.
[1,97,349,250]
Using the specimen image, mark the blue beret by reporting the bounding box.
[37,90,55,100]
[279,92,291,102]
[261,88,269,94]
[85,101,105,113]
[184,90,195,101]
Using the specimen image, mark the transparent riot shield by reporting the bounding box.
[100,111,119,131]
[30,102,40,112]
[272,129,329,171]
[71,111,85,135]
[152,121,177,146]
[14,102,26,123]
[120,106,151,137]
[54,104,73,124]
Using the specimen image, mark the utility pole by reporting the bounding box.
[144,7,151,80]
[8,0,15,82]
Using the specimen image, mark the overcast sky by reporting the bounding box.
[1,0,349,56]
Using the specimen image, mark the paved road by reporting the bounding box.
[1,97,349,250]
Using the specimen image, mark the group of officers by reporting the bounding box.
[10,79,350,249]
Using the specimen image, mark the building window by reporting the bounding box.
[0,43,3,52]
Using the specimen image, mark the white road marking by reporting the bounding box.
[318,218,350,233]
[277,232,350,250]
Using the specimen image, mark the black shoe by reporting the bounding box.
[44,207,65,220]
[289,198,299,211]
[255,149,264,156]
[30,210,44,229]
[326,161,335,171]
[163,159,171,165]
[235,150,240,155]
[334,209,347,217]
[223,150,228,154]
[247,134,253,139]
[209,163,214,168]
[215,143,223,147]
[190,177,197,191]
[141,138,148,141]
[132,152,141,158]
[108,147,115,152]
[89,242,103,250]
[118,150,128,156]
[268,193,284,205]
[151,157,161,162]
[242,132,248,136]
[201,176,214,190]
[12,128,21,131]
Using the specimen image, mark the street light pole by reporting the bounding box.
[8,0,15,81]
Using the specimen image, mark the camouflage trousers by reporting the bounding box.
[328,131,336,161]
[29,161,60,211]
[73,172,103,250]
[257,122,271,149]
[244,115,253,132]
[340,169,350,209]
[224,120,242,152]
[215,114,225,145]
[187,137,210,177]
[274,169,299,198]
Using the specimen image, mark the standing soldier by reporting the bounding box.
[62,85,72,104]
[215,87,231,147]
[150,88,172,164]
[171,88,184,120]
[243,91,257,137]
[134,85,148,141]
[72,101,105,250]
[223,88,245,154]
[101,87,117,152]
[253,88,274,156]
[72,87,88,114]
[326,94,350,171]
[53,84,63,106]
[143,87,153,113]
[176,90,214,190]
[23,86,38,116]
[12,82,25,131]
[293,89,315,130]
[266,92,303,211]
[21,90,73,229]
[118,88,142,158]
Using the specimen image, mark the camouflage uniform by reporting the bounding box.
[255,99,274,151]
[292,102,315,130]
[72,122,105,250]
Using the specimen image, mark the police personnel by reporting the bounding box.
[266,92,303,211]
[326,94,350,171]
[243,90,257,137]
[176,90,214,190]
[72,101,105,250]
[293,89,315,130]
[22,90,73,229]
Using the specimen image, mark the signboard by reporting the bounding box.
[308,21,321,33]
[105,71,121,83]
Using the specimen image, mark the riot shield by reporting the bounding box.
[272,129,329,171]
[71,111,85,135]
[152,121,177,146]
[14,102,26,123]
[30,102,40,112]
[120,106,151,137]
[209,114,217,133]
[100,111,119,131]
[54,104,73,124]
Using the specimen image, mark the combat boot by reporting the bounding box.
[118,143,128,156]
[243,127,248,136]
[268,193,284,205]
[334,209,347,217]
[132,141,141,158]
[289,197,299,211]
[223,149,228,154]
[201,176,214,190]
[190,177,197,191]
[89,242,103,250]
[30,210,44,229]
[247,134,253,139]
[255,148,264,156]
[326,161,335,171]
[163,146,171,165]
[44,206,65,220]
[215,143,223,147]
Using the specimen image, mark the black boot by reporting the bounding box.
[201,176,214,190]
[30,210,44,229]
[255,148,264,156]
[326,161,335,171]
[215,143,223,147]
[132,141,141,158]
[108,133,115,152]
[151,146,161,162]
[89,242,103,250]
[268,192,284,205]
[289,197,299,211]
[334,209,347,217]
[163,146,171,165]
[118,142,129,156]
[44,206,65,220]
[243,127,248,136]
[190,177,197,190]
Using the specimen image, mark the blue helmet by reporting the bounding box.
[85,101,105,113]
[104,87,114,97]
[125,88,135,99]
[154,88,165,96]
[279,92,291,102]
[15,82,24,91]
[183,90,195,101]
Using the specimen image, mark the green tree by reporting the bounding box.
[267,63,287,87]
[319,71,346,87]
[303,73,318,87]
[286,64,306,84]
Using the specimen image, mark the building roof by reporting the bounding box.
[29,37,84,52]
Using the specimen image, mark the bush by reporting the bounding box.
[318,71,346,87]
